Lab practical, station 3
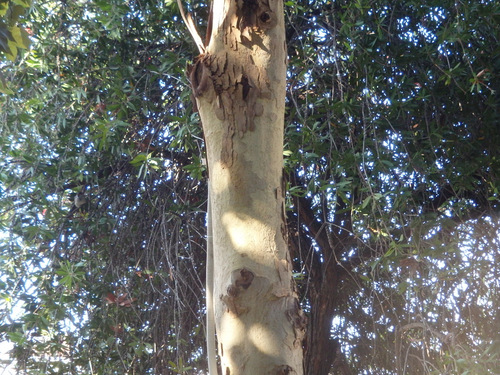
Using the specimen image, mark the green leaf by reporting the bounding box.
[0,74,14,94]
[361,196,371,209]
[10,25,29,49]
[12,0,31,7]
[130,153,147,167]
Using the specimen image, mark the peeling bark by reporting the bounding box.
[188,47,269,165]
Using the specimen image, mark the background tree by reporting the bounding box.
[0,0,499,374]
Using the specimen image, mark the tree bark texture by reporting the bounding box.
[188,0,305,373]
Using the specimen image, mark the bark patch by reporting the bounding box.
[187,0,279,167]
[221,268,255,315]
[237,0,277,43]
[187,52,269,166]
[285,297,307,347]
[272,365,296,375]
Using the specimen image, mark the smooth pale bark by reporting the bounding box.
[188,0,305,373]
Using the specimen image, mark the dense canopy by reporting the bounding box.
[0,0,499,374]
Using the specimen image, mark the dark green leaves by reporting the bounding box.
[0,0,30,61]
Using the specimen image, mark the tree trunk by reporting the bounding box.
[188,0,305,373]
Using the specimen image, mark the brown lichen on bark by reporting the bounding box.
[186,0,278,167]
[237,0,278,42]
[221,268,255,316]
[199,53,266,136]
[187,53,216,100]
[285,297,307,347]
[272,365,296,375]
[188,51,268,166]
[232,267,255,289]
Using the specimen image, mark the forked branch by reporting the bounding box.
[176,0,206,53]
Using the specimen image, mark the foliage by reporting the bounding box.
[0,0,31,95]
[284,0,500,373]
[0,0,31,61]
[0,0,499,374]
[1,0,207,373]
